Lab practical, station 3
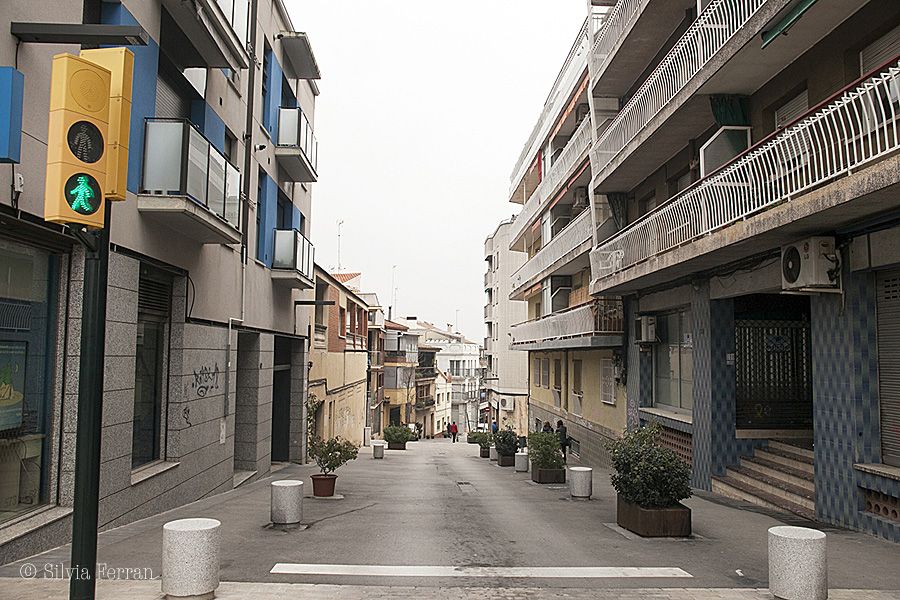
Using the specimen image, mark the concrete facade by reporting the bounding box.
[0,0,319,563]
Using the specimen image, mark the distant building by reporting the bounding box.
[360,292,385,435]
[382,321,419,427]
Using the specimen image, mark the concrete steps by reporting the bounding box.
[712,440,816,521]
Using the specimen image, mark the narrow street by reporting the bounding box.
[1,439,898,599]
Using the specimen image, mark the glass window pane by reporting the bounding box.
[132,319,165,468]
[142,121,184,193]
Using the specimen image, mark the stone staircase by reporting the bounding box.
[712,440,816,521]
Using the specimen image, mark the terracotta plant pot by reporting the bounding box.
[387,442,407,450]
[479,447,490,458]
[616,495,691,537]
[310,473,338,497]
[497,454,515,467]
[531,466,566,484]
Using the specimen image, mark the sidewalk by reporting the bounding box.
[0,439,898,599]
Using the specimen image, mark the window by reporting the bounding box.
[276,192,291,231]
[601,358,615,405]
[553,359,562,391]
[541,358,550,389]
[653,311,694,411]
[256,169,266,262]
[223,130,237,164]
[775,89,808,129]
[572,359,583,416]
[861,23,900,75]
[569,437,581,457]
[132,264,172,469]
[533,358,541,385]
[339,307,346,337]
[261,44,272,133]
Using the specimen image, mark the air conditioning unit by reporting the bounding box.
[634,315,656,343]
[499,397,515,412]
[781,237,837,290]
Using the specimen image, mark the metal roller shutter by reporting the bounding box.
[876,269,900,467]
[862,24,900,74]
[155,68,190,119]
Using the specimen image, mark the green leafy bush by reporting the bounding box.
[527,432,565,470]
[308,437,358,474]
[493,430,518,457]
[383,425,414,444]
[607,423,692,508]
[470,432,493,449]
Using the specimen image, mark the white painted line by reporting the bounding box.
[269,564,692,578]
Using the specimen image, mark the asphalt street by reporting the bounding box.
[1,437,899,597]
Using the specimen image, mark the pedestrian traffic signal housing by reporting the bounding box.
[44,53,111,228]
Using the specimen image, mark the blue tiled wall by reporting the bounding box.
[810,267,900,542]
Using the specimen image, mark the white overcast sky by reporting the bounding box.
[285,1,587,340]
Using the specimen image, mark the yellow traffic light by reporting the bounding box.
[80,48,133,201]
[44,53,111,228]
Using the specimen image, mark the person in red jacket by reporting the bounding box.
[450,422,459,443]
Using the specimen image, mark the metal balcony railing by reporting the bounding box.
[141,118,242,230]
[589,0,768,178]
[368,350,384,367]
[346,332,367,351]
[510,116,593,245]
[415,397,436,409]
[510,208,592,295]
[509,17,590,199]
[277,107,318,171]
[590,0,643,80]
[272,229,314,281]
[591,60,900,284]
[510,299,624,347]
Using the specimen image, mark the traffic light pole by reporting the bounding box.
[69,200,111,600]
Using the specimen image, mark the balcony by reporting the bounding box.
[162,0,249,70]
[484,303,492,320]
[277,31,321,80]
[509,116,593,249]
[271,229,314,289]
[590,61,900,295]
[385,350,417,365]
[138,119,242,245]
[416,366,437,379]
[415,396,436,410]
[510,299,623,351]
[509,208,593,300]
[368,350,384,368]
[346,332,367,351]
[484,271,491,289]
[509,17,590,205]
[276,107,318,182]
[589,0,694,98]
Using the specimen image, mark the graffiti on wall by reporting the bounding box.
[191,363,221,398]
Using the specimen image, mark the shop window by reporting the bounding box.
[653,310,694,412]
[132,264,172,469]
[0,242,58,524]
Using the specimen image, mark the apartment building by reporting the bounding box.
[484,218,529,434]
[505,7,626,468]
[400,320,480,433]
[0,0,320,562]
[584,0,900,542]
[360,292,385,435]
[414,345,439,437]
[382,320,419,428]
[309,269,369,446]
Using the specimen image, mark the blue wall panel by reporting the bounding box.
[0,67,24,164]
[256,173,277,267]
[191,100,226,153]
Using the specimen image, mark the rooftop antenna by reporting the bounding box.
[336,219,344,271]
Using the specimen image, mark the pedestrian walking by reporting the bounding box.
[542,421,553,433]
[556,420,569,461]
[450,421,459,443]
[491,420,498,434]
[446,422,451,439]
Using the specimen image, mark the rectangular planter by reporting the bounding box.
[387,442,407,450]
[531,467,566,484]
[479,447,490,458]
[497,454,515,467]
[616,495,691,537]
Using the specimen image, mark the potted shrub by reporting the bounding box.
[475,433,492,458]
[467,431,480,444]
[494,430,518,467]
[607,423,692,537]
[527,432,566,483]
[383,425,414,450]
[308,437,359,497]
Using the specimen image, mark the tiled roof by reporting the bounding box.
[331,272,361,283]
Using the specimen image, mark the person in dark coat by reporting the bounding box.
[556,420,569,461]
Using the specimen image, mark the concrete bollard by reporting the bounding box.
[363,427,372,447]
[162,518,220,600]
[768,526,827,600]
[373,441,385,459]
[569,467,593,499]
[270,480,303,525]
[489,446,498,461]
[515,451,528,472]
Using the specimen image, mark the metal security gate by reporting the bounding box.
[735,319,812,429]
[876,270,900,467]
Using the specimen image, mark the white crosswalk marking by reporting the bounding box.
[269,564,693,578]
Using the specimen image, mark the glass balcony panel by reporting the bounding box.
[207,147,226,219]
[186,127,209,206]
[272,230,295,269]
[278,107,299,146]
[224,162,241,228]
[142,121,184,193]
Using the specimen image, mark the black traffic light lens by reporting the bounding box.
[64,173,101,215]
[67,121,104,164]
